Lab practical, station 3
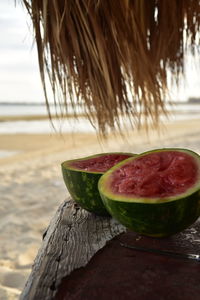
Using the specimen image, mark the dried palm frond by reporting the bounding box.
[21,0,200,136]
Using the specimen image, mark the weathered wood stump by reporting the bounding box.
[21,198,200,300]
[20,199,125,300]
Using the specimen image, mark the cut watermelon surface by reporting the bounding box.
[70,154,132,173]
[99,148,200,236]
[110,151,198,198]
[62,152,135,215]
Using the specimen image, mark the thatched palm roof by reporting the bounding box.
[22,0,200,136]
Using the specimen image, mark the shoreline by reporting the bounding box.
[1,117,200,166]
[0,114,89,122]
[1,116,200,161]
[1,101,200,123]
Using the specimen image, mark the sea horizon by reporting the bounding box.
[0,100,200,135]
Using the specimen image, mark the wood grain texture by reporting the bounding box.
[56,224,200,300]
[20,199,125,300]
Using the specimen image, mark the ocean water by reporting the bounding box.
[0,102,200,134]
[0,103,83,116]
[0,118,96,134]
[0,103,95,134]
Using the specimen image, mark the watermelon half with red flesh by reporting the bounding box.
[98,148,200,236]
[61,152,135,215]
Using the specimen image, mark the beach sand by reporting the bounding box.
[1,118,200,299]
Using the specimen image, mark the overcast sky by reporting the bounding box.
[0,1,200,104]
[0,0,44,103]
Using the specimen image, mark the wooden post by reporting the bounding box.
[20,199,125,300]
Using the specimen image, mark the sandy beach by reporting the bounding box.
[1,118,200,299]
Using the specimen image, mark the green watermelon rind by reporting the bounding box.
[98,148,200,236]
[61,152,135,216]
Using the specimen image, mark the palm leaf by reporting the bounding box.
[21,0,200,136]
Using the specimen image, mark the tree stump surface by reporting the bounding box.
[20,199,125,300]
[21,199,200,300]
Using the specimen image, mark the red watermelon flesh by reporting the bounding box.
[111,151,198,198]
[70,154,132,173]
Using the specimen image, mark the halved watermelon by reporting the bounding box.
[98,148,200,236]
[61,152,135,215]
